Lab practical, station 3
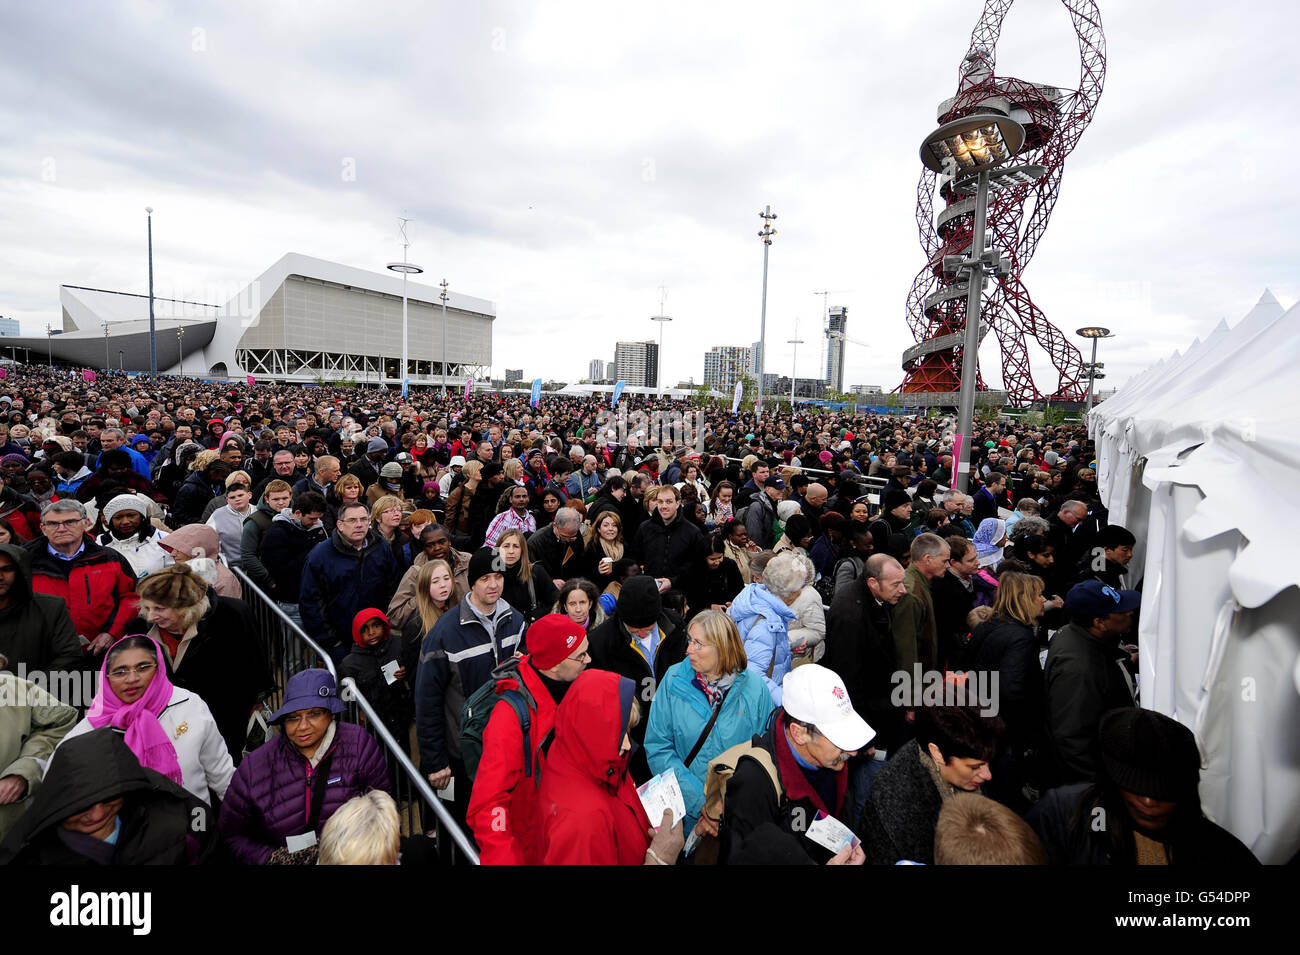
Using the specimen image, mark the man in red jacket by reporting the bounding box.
[25,499,138,659]
[466,614,590,865]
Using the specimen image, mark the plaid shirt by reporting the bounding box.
[484,507,537,547]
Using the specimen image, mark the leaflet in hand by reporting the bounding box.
[805,810,860,854]
[636,768,686,830]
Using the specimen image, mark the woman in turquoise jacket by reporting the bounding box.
[644,610,775,837]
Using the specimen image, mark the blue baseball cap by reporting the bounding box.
[1065,580,1141,619]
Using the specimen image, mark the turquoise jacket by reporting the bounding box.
[644,659,775,830]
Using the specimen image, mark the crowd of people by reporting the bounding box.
[0,364,1258,866]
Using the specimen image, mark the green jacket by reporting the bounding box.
[0,673,78,842]
[891,563,938,674]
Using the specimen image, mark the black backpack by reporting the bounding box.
[460,658,538,782]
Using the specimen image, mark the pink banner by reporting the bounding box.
[82,369,96,383]
[246,375,255,387]
[463,378,472,400]
[951,432,964,484]
[0,368,6,379]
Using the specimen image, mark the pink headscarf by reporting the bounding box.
[87,635,184,787]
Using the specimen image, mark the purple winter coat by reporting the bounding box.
[218,721,388,864]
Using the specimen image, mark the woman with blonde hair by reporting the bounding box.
[496,527,555,623]
[370,494,409,566]
[644,609,774,837]
[502,457,525,485]
[962,571,1047,804]
[318,791,401,866]
[136,563,271,760]
[444,459,481,540]
[400,557,459,688]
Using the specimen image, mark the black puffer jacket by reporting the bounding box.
[0,542,82,676]
[633,511,704,591]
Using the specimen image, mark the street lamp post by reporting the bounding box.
[1076,326,1113,417]
[177,326,185,375]
[103,322,111,370]
[146,207,157,375]
[386,219,423,399]
[920,113,1044,493]
[787,332,804,409]
[651,314,673,393]
[118,350,124,371]
[45,323,52,367]
[439,279,449,395]
[756,206,777,415]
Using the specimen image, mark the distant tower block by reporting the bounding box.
[826,306,847,393]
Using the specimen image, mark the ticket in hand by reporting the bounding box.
[636,768,686,830]
[804,810,861,854]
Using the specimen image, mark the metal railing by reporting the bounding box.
[232,567,480,864]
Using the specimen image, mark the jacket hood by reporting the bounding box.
[0,541,33,600]
[351,607,391,647]
[0,728,167,858]
[729,582,797,627]
[160,523,220,559]
[551,669,636,793]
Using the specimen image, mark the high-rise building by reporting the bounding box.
[605,361,615,381]
[703,345,754,392]
[588,358,604,382]
[613,341,659,388]
[505,368,524,383]
[0,317,19,337]
[826,306,847,392]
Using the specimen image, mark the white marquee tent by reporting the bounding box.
[1091,289,1300,863]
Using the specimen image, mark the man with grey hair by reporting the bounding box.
[526,506,588,587]
[95,427,150,479]
[566,453,602,500]
[26,499,139,658]
[892,533,949,675]
[942,491,975,538]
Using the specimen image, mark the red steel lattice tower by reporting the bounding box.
[898,0,1106,405]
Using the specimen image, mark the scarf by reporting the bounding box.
[691,670,737,709]
[972,518,1007,568]
[86,636,184,787]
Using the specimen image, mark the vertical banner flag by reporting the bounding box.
[0,368,7,379]
[464,377,472,400]
[951,433,964,488]
[246,375,255,387]
[82,369,96,383]
[731,380,744,413]
[530,378,542,408]
[611,380,626,409]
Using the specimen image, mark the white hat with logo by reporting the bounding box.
[782,664,875,752]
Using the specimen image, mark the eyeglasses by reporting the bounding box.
[565,649,592,663]
[108,661,156,681]
[340,517,371,525]
[686,636,710,651]
[284,709,331,727]
[41,518,83,529]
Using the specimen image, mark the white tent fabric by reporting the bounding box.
[1090,290,1300,863]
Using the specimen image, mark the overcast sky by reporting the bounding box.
[2,0,1296,395]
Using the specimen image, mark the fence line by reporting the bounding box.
[233,567,480,865]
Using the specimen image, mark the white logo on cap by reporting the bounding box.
[566,635,578,648]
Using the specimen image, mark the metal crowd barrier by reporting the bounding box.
[232,567,480,865]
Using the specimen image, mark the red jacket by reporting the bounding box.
[0,489,40,542]
[465,656,559,865]
[25,537,140,640]
[539,669,650,865]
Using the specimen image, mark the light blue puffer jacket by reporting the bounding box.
[728,584,796,706]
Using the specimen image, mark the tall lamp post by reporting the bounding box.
[439,279,449,395]
[177,326,185,375]
[787,330,804,409]
[102,321,111,370]
[920,113,1045,493]
[386,218,423,399]
[146,207,157,375]
[756,205,777,415]
[1076,326,1113,417]
[651,313,672,393]
[45,324,53,367]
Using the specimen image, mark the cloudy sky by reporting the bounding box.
[1,0,1296,395]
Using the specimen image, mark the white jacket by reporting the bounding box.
[787,585,827,662]
[98,528,172,580]
[62,686,234,806]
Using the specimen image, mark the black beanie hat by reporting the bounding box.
[617,575,662,629]
[1099,708,1201,802]
[467,547,502,588]
[883,489,912,513]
